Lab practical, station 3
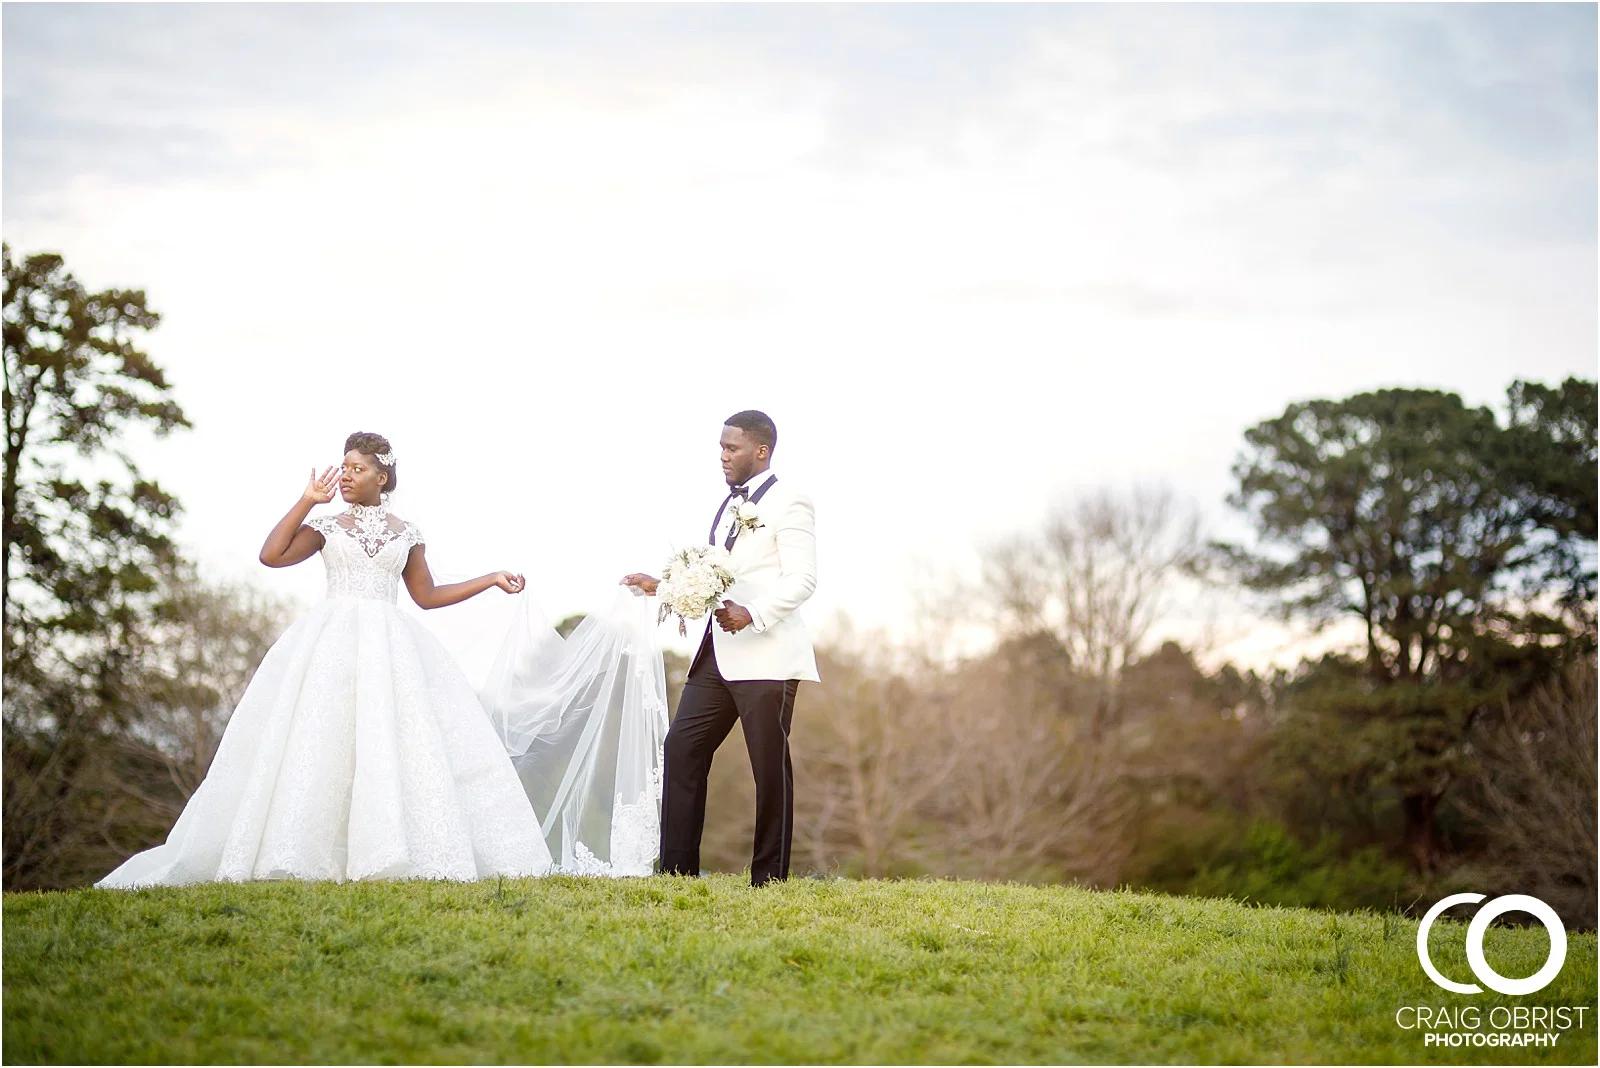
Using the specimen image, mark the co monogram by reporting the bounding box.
[1417,894,1567,996]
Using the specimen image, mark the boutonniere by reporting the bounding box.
[733,500,765,538]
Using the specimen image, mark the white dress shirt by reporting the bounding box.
[712,469,777,632]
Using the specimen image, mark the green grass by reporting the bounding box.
[3,875,1595,1064]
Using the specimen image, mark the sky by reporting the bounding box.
[4,3,1596,681]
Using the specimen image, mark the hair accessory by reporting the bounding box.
[375,450,397,467]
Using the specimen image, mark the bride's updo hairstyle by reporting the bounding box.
[345,431,398,493]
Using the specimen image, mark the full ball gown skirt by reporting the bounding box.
[97,505,553,887]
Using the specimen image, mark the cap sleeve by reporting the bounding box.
[404,521,425,550]
[307,515,340,539]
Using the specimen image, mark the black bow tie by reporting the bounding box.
[728,484,750,499]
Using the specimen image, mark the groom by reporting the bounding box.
[622,410,819,887]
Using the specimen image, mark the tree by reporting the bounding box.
[930,640,1132,884]
[792,638,964,878]
[1500,377,1598,627]
[1454,658,1597,930]
[2,246,191,890]
[4,562,290,891]
[3,245,190,723]
[122,562,292,798]
[1216,384,1597,870]
[980,484,1205,734]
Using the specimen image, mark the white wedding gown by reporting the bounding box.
[96,502,668,889]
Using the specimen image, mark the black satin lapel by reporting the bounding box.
[723,475,778,550]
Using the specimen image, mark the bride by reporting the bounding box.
[97,432,667,888]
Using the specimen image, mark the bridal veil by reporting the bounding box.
[478,586,670,877]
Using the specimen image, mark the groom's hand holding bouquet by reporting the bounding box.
[621,546,752,635]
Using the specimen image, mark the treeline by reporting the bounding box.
[6,247,1596,930]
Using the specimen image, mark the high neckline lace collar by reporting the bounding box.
[345,498,389,521]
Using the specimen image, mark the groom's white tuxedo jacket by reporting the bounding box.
[705,472,820,683]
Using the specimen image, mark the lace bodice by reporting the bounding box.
[308,503,424,602]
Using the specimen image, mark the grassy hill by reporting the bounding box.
[4,875,1595,1064]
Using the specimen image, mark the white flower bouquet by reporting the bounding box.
[656,545,737,636]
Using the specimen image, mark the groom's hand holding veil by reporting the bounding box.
[619,573,659,596]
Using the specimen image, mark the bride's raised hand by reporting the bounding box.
[492,571,526,595]
[303,466,340,505]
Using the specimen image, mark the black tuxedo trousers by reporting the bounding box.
[658,626,800,887]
